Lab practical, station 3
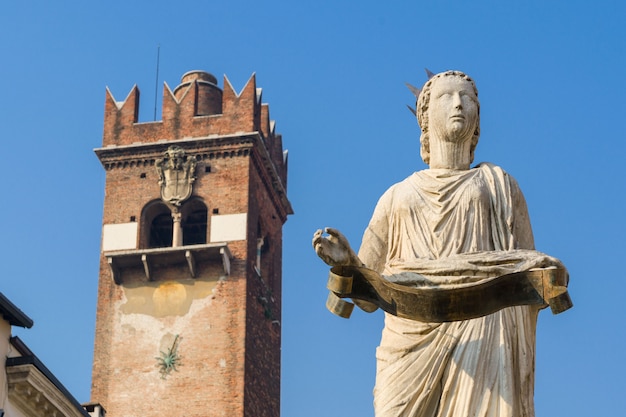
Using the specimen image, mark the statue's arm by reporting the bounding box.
[312,191,392,314]
[357,189,392,274]
[312,187,393,268]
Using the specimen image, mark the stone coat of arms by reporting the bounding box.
[156,146,197,207]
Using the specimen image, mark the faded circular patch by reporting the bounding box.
[153,281,188,316]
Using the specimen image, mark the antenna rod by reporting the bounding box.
[153,44,161,121]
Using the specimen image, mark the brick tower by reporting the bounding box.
[90,70,292,417]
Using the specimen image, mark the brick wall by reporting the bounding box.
[91,71,291,417]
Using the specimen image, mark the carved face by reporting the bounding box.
[428,76,478,143]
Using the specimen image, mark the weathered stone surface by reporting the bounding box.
[313,70,570,417]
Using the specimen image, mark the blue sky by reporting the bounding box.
[1,1,625,415]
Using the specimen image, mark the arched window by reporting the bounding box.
[182,198,208,246]
[141,201,172,248]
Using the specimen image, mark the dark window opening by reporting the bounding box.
[141,201,173,249]
[140,173,147,178]
[183,210,207,245]
[149,213,173,248]
[213,208,219,214]
[130,216,136,222]
[182,199,208,246]
[205,166,211,173]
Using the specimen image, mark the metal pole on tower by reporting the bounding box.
[154,44,160,121]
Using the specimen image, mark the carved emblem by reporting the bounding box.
[156,146,197,206]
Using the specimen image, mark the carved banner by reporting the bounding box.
[326,265,572,322]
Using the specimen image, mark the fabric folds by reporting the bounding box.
[359,163,541,417]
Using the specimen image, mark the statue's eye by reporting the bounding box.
[460,91,476,101]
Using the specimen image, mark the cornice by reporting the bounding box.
[6,360,90,417]
[94,132,258,169]
[94,131,293,219]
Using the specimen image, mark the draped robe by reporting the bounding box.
[358,163,542,417]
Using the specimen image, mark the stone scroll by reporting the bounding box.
[326,265,572,322]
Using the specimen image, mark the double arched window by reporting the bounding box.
[141,198,208,249]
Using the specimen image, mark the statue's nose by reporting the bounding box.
[453,93,463,110]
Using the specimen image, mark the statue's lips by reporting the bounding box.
[450,114,465,120]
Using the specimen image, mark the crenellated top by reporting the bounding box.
[102,71,286,184]
[103,71,270,143]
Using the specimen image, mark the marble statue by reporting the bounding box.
[313,70,571,417]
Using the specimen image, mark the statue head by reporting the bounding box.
[416,71,480,165]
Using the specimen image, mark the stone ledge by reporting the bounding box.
[104,242,232,284]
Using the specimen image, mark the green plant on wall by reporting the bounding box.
[156,334,182,379]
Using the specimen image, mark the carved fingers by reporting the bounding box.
[312,227,354,266]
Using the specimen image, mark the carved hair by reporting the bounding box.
[416,70,480,165]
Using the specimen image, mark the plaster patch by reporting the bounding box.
[120,278,219,318]
[102,222,138,251]
[210,213,247,242]
[153,282,187,316]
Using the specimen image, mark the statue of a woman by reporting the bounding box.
[313,70,568,417]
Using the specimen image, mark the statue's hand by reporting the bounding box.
[312,227,360,267]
